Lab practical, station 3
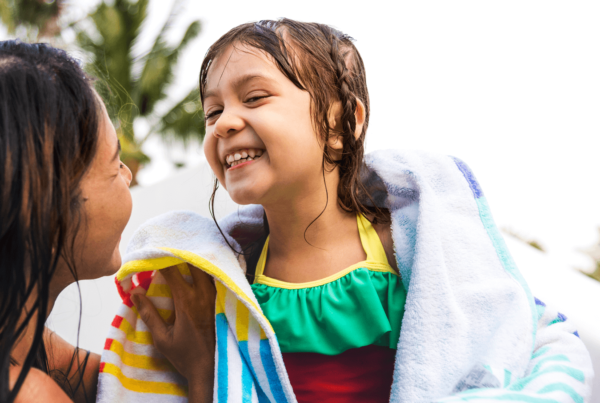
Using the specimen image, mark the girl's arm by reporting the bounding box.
[436,301,593,402]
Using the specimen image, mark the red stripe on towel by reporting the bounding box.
[111,315,124,329]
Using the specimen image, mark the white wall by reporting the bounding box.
[47,161,599,396]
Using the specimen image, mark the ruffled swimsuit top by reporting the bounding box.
[251,214,407,403]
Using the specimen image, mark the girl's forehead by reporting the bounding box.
[206,44,278,87]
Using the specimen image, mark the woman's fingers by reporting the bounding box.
[131,294,168,345]
[189,263,216,292]
[161,265,189,291]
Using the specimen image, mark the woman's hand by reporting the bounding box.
[131,264,216,403]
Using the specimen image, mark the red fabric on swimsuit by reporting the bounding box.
[282,345,396,403]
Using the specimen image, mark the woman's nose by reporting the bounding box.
[123,163,133,187]
[213,110,245,138]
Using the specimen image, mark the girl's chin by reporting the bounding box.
[227,185,266,206]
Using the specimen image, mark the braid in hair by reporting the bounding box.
[323,29,386,223]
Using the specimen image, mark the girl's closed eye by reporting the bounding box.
[205,109,222,120]
[245,94,270,103]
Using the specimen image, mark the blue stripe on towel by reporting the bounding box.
[216,313,229,403]
[451,157,484,199]
[503,369,512,387]
[237,342,254,403]
[451,157,538,354]
[259,339,288,403]
[239,341,269,403]
[538,383,584,403]
[476,196,538,353]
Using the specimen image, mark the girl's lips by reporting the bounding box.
[227,158,256,171]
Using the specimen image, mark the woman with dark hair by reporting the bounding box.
[0,40,216,403]
[0,40,133,402]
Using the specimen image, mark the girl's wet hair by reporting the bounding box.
[200,19,388,280]
[0,40,100,402]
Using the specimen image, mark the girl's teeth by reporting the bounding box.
[226,149,263,167]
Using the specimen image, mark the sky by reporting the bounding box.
[10,0,600,270]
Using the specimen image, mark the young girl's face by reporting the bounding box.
[203,44,327,207]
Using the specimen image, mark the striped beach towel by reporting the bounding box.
[96,150,594,402]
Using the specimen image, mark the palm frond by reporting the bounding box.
[154,87,205,145]
[135,14,201,116]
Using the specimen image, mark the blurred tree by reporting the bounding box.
[0,0,64,40]
[75,0,204,185]
[503,228,546,252]
[580,228,600,283]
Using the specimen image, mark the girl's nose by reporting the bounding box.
[213,111,245,138]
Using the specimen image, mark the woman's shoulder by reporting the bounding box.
[10,365,71,403]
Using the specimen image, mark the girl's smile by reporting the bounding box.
[227,153,262,171]
[224,148,264,168]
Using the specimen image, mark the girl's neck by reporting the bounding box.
[261,171,367,282]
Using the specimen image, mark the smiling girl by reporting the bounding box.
[121,18,594,403]
[200,20,400,401]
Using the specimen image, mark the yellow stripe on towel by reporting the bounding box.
[118,257,184,281]
[216,281,227,315]
[101,362,187,396]
[130,306,173,323]
[236,299,250,342]
[107,339,175,372]
[116,315,153,345]
[147,283,172,298]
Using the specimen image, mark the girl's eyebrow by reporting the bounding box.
[204,73,273,100]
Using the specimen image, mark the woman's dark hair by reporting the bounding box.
[201,19,388,280]
[0,40,100,402]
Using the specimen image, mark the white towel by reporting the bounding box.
[96,149,594,402]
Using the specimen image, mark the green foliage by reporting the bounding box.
[0,0,63,39]
[75,0,204,183]
[580,228,600,283]
[503,228,546,252]
[584,262,600,283]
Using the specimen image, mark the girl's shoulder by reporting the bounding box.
[10,365,71,403]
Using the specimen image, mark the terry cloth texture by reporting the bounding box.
[96,150,594,403]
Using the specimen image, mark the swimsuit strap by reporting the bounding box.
[255,236,270,278]
[356,214,390,266]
